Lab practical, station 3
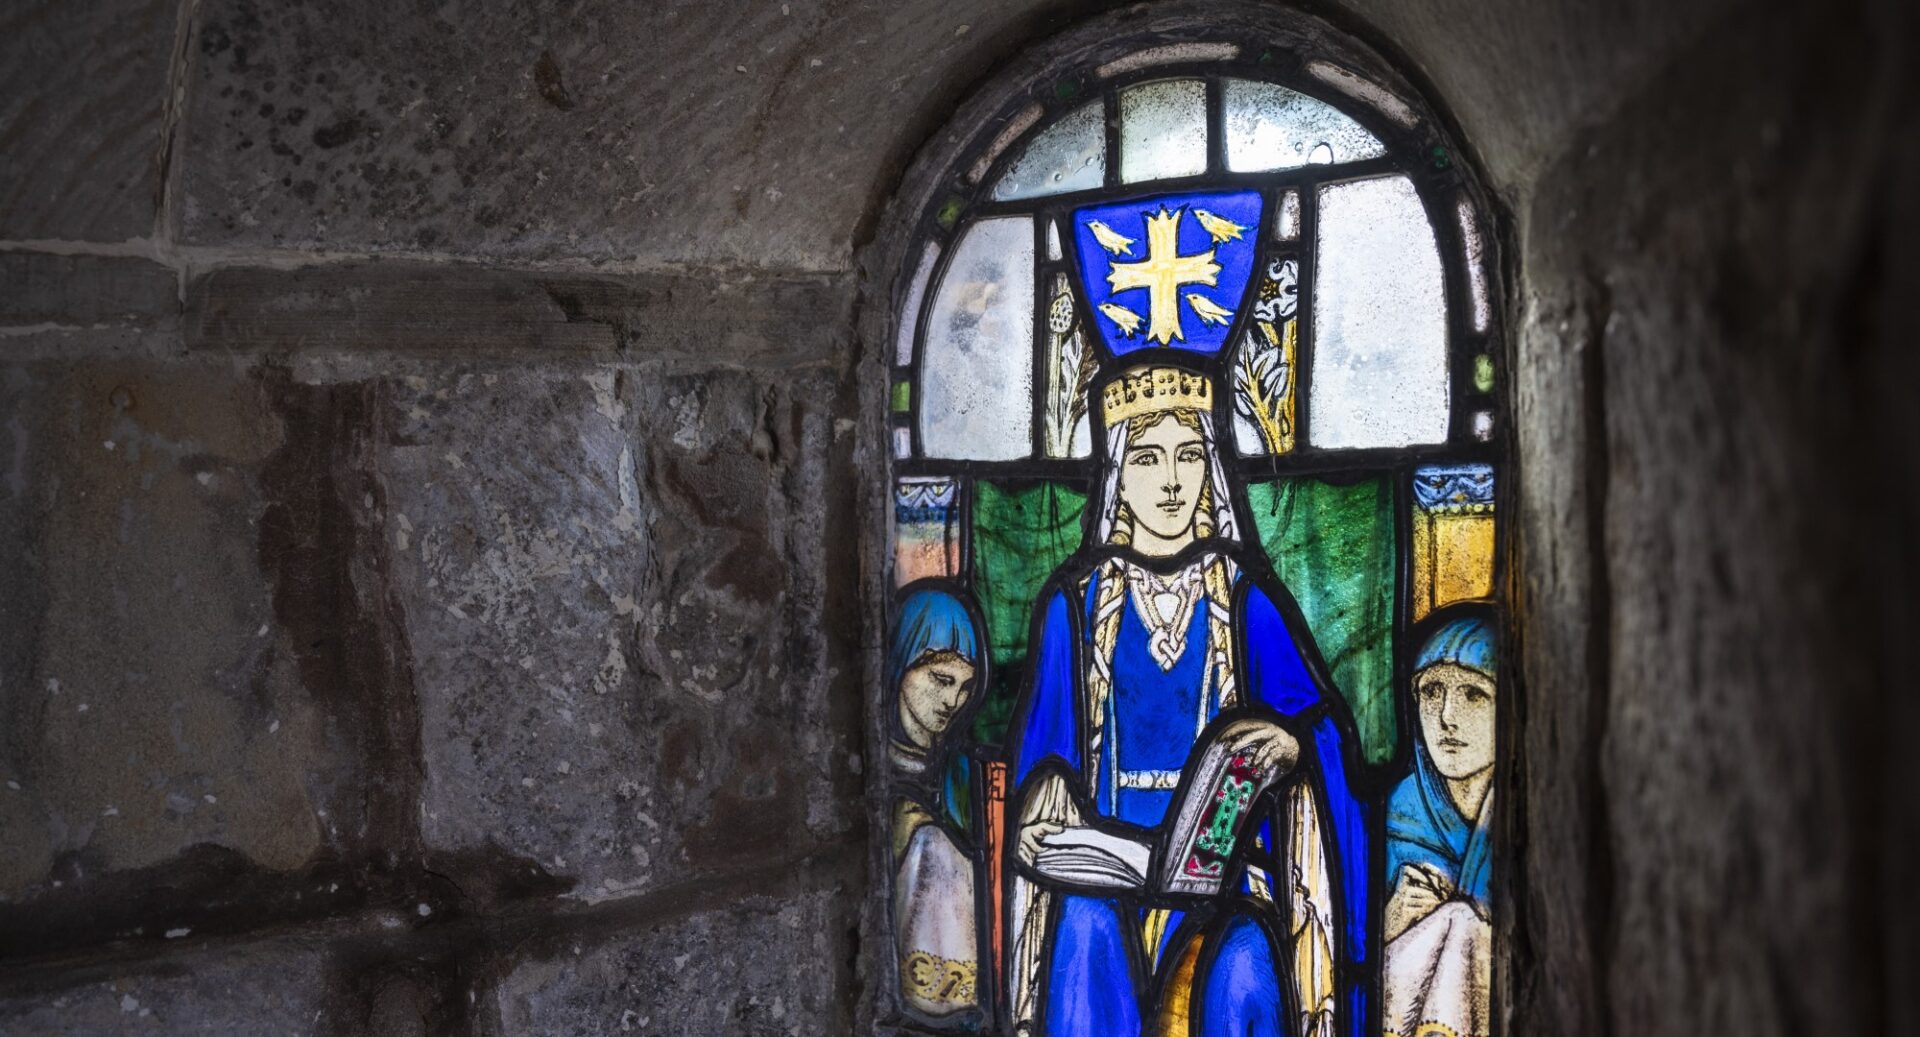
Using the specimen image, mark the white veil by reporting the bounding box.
[1094,407,1242,545]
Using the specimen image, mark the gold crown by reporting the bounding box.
[1100,365,1214,427]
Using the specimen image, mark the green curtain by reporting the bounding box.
[1247,477,1398,765]
[969,480,1087,745]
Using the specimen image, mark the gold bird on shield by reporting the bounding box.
[1087,220,1136,257]
[1193,209,1247,244]
[1186,293,1233,326]
[1098,302,1144,337]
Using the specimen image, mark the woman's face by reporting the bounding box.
[898,651,977,749]
[1414,662,1496,780]
[1117,414,1207,545]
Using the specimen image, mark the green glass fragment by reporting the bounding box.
[1053,77,1081,101]
[936,195,967,229]
[1248,477,1398,765]
[969,480,1088,744]
[891,380,912,412]
[1430,145,1451,170]
[1473,354,1495,393]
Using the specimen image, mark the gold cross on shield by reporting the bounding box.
[1105,207,1222,345]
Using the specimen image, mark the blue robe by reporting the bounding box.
[1009,564,1373,1037]
[1385,741,1491,911]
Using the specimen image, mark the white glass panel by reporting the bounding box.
[1046,219,1062,261]
[1224,79,1386,173]
[895,242,940,367]
[920,217,1035,460]
[1119,79,1207,183]
[1276,189,1301,240]
[1305,60,1418,129]
[1310,176,1449,448]
[1456,196,1491,333]
[1095,42,1238,79]
[991,102,1105,201]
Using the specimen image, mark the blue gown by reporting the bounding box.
[1010,564,1373,1037]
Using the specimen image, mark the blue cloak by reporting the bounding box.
[1008,563,1373,1037]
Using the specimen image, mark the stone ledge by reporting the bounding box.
[183,261,853,365]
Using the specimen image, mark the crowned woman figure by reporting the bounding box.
[1004,364,1373,1037]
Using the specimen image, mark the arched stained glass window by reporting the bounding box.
[878,16,1504,1037]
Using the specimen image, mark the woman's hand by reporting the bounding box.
[1384,862,1455,943]
[1217,717,1300,775]
[1015,771,1083,864]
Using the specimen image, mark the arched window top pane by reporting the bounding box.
[918,216,1035,460]
[1309,174,1450,448]
[1117,78,1209,183]
[1223,78,1388,172]
[991,101,1106,201]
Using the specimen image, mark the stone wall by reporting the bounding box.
[0,0,1911,1034]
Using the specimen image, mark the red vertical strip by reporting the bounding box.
[984,759,1009,990]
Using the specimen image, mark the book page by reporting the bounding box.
[1034,827,1151,891]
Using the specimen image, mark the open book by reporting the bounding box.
[1031,726,1281,898]
[1033,826,1153,889]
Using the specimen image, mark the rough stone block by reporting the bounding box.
[0,359,409,947]
[382,365,859,902]
[175,0,1021,268]
[0,0,177,241]
[0,935,334,1036]
[0,253,178,326]
[486,888,854,1036]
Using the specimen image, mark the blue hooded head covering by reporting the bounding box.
[890,589,982,832]
[1413,616,1496,678]
[1387,616,1498,909]
[889,589,980,694]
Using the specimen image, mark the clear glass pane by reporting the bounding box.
[895,242,941,367]
[1119,79,1207,183]
[919,217,1036,460]
[991,102,1106,201]
[1309,176,1449,448]
[1045,219,1062,262]
[1223,79,1386,173]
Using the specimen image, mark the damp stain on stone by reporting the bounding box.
[534,50,577,112]
[312,116,363,150]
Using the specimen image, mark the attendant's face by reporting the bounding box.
[1118,414,1206,543]
[898,651,976,749]
[1415,662,1496,780]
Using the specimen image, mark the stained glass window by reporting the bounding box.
[883,30,1502,1037]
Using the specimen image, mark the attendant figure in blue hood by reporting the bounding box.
[890,588,986,1022]
[1382,615,1497,1037]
